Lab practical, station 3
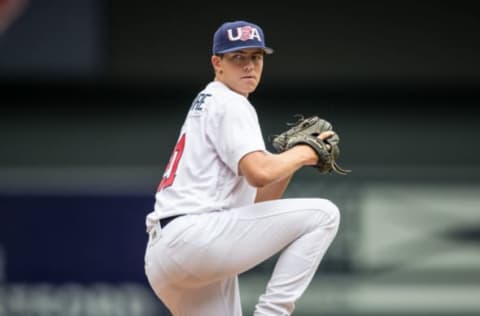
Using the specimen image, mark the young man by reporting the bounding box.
[144,20,340,316]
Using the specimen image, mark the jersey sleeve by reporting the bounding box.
[206,98,266,175]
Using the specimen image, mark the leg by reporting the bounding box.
[172,276,243,316]
[253,208,339,315]
[145,198,340,315]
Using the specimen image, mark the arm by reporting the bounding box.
[239,130,335,193]
[254,173,293,203]
[239,145,316,188]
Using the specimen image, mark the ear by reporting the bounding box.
[211,55,222,72]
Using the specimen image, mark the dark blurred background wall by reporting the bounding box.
[1,1,480,316]
[2,0,480,169]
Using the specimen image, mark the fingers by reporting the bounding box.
[319,130,335,140]
[318,131,336,151]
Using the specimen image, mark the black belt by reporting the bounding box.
[159,215,183,228]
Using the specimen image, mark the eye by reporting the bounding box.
[252,54,263,62]
[232,55,245,63]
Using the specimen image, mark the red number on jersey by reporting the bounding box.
[157,133,186,191]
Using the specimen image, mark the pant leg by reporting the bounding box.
[175,276,243,316]
[145,197,340,316]
[253,204,340,315]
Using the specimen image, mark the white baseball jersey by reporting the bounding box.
[144,80,341,316]
[145,81,266,232]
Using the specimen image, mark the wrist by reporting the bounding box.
[291,145,317,166]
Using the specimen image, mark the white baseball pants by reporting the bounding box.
[144,198,340,316]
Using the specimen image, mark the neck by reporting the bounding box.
[214,78,249,98]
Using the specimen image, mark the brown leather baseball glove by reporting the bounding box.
[272,115,351,175]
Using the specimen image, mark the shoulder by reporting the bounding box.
[204,82,252,114]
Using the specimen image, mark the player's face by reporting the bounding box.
[212,48,265,97]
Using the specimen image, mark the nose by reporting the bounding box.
[243,61,254,72]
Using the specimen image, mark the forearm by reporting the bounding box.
[240,145,316,188]
[260,148,309,182]
[255,174,293,203]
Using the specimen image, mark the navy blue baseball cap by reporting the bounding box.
[212,20,274,55]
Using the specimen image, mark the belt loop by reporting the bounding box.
[150,221,162,242]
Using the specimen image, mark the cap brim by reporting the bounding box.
[216,45,274,55]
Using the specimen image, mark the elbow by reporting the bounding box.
[239,151,275,188]
[245,169,272,188]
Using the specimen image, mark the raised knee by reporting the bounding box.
[312,198,340,228]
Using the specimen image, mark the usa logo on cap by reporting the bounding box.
[227,26,262,42]
[212,20,274,55]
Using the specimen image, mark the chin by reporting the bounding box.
[231,81,258,96]
[241,88,256,97]
[245,83,258,93]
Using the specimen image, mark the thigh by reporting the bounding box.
[157,276,242,316]
[172,198,337,286]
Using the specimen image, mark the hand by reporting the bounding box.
[318,131,335,151]
[300,131,336,166]
[271,115,350,175]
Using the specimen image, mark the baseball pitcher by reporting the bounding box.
[144,20,348,316]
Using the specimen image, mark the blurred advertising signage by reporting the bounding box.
[0,0,28,33]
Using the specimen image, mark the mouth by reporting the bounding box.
[241,75,256,80]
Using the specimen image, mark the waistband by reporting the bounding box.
[159,214,184,228]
